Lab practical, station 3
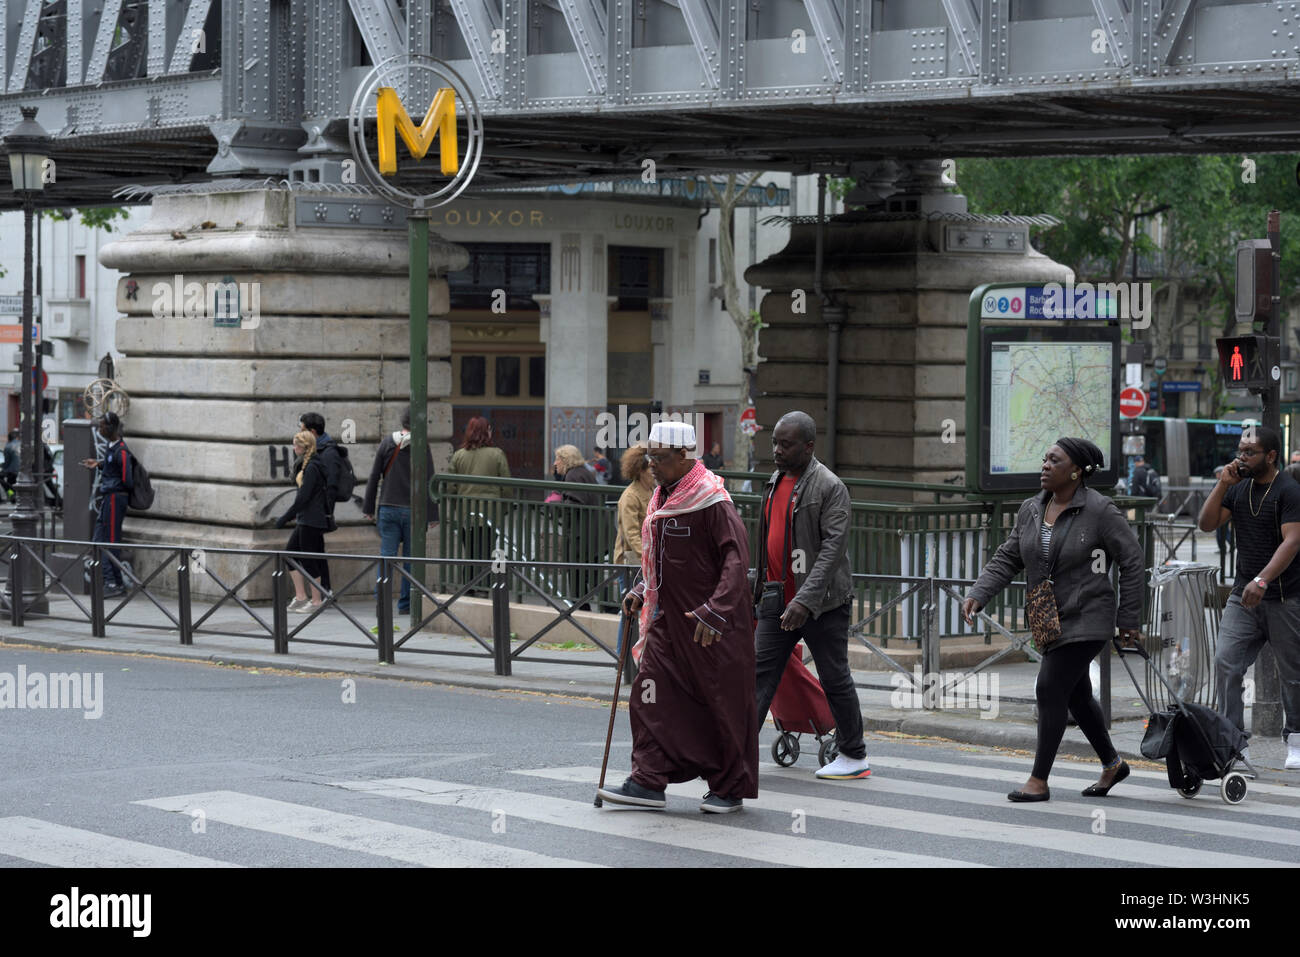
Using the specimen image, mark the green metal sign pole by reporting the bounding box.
[409,210,430,624]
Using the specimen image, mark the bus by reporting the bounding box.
[1134,416,1263,490]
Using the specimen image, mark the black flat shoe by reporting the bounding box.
[1007,788,1050,803]
[1081,761,1130,797]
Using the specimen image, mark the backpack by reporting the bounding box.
[128,450,155,510]
[318,442,356,517]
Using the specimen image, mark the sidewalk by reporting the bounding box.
[1,592,1293,786]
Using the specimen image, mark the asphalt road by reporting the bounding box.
[1,644,1298,869]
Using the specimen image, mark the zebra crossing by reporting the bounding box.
[2,750,1299,868]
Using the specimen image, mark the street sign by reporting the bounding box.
[1153,356,1168,374]
[0,323,40,344]
[1119,386,1146,418]
[0,295,40,317]
[1160,380,1202,392]
[740,406,759,436]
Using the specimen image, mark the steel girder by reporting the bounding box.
[3,0,1300,208]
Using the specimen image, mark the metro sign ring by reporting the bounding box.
[347,54,484,210]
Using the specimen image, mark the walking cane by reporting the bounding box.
[594,615,636,807]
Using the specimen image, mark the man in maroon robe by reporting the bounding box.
[597,420,758,813]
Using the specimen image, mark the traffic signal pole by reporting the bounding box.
[1255,211,1282,738]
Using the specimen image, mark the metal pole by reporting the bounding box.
[409,210,430,627]
[1254,210,1283,738]
[7,193,46,613]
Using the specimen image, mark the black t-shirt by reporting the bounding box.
[1222,469,1300,601]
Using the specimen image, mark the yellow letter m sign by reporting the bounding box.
[375,86,460,176]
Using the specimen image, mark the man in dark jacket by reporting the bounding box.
[2,429,18,498]
[752,411,869,780]
[79,412,133,597]
[363,406,437,615]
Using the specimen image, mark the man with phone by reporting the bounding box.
[1198,425,1300,770]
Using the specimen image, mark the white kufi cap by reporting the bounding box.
[647,419,697,449]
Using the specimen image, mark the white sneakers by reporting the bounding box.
[816,753,872,780]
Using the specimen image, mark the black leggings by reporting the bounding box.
[1033,639,1118,780]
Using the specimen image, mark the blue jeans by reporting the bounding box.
[376,505,412,611]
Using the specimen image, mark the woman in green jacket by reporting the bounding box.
[447,417,512,589]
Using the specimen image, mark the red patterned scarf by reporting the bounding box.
[634,459,732,661]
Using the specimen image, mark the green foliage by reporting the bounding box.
[956,154,1300,325]
[46,206,132,232]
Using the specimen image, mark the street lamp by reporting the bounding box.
[4,105,50,613]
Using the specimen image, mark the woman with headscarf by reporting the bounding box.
[961,437,1145,802]
[276,430,331,612]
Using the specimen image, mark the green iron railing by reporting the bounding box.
[431,472,1154,644]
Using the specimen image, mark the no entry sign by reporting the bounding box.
[1119,386,1146,419]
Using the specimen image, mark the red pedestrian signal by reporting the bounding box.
[1216,335,1268,391]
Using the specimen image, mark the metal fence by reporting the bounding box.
[431,473,1165,640]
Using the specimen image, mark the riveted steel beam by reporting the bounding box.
[556,0,606,95]
[448,0,503,101]
[84,0,125,86]
[843,0,868,91]
[1090,0,1132,69]
[803,0,844,86]
[9,0,42,92]
[501,0,524,108]
[169,0,214,74]
[148,0,170,77]
[1152,0,1194,72]
[66,0,83,86]
[941,0,979,77]
[607,0,630,104]
[678,0,720,90]
[718,0,742,98]
[979,0,1006,86]
[346,0,404,68]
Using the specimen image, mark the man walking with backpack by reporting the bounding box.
[1130,455,1161,503]
[363,406,437,617]
[80,412,133,597]
[298,412,357,594]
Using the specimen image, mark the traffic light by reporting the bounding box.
[1216,335,1269,391]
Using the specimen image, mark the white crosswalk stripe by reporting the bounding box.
[764,766,1300,848]
[331,777,984,867]
[9,746,1297,868]
[515,766,1300,868]
[0,817,241,868]
[132,791,601,868]
[864,755,1300,822]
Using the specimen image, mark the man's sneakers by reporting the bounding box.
[699,791,743,814]
[1287,736,1300,771]
[596,777,666,809]
[816,753,872,780]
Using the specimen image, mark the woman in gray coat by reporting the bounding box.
[961,437,1145,802]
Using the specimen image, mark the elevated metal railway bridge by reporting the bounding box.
[2,0,1300,209]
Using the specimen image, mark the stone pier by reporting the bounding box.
[98,186,466,599]
[745,162,1071,499]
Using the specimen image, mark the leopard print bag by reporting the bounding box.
[1027,512,1075,651]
